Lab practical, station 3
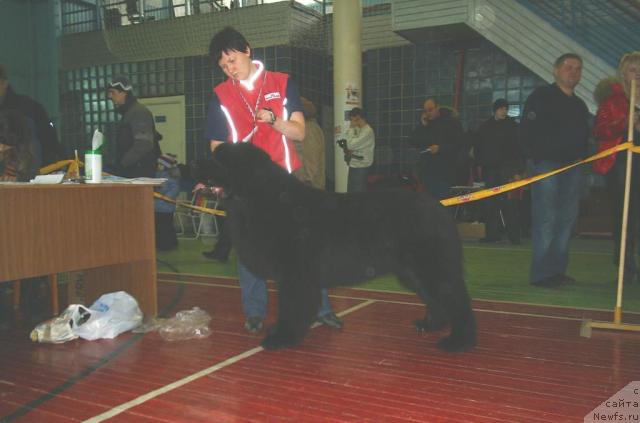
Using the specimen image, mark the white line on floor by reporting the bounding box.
[83,346,263,423]
[82,299,377,422]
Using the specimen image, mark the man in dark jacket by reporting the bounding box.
[0,64,64,166]
[107,75,160,178]
[520,53,589,288]
[473,99,524,243]
[410,97,464,200]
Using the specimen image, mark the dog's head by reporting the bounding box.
[201,142,284,196]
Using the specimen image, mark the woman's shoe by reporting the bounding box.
[202,250,229,262]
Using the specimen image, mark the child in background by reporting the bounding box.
[154,153,180,251]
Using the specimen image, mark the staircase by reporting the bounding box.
[519,0,640,69]
[391,0,634,113]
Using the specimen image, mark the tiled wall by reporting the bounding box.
[183,54,215,160]
[59,58,187,163]
[59,37,546,176]
[462,42,544,128]
[362,38,547,175]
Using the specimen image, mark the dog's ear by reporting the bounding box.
[195,143,233,188]
[210,142,257,193]
[210,142,278,196]
[213,142,265,173]
[211,142,238,173]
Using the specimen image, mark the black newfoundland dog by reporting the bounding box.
[204,142,476,352]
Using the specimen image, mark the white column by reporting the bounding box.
[332,0,362,193]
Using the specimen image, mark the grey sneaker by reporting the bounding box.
[317,312,343,329]
[244,316,264,333]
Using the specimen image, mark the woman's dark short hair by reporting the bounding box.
[348,107,364,119]
[209,27,250,64]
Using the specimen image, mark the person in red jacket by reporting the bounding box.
[205,27,342,333]
[593,51,640,284]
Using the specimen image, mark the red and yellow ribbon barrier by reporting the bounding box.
[40,141,637,217]
[153,192,226,217]
[440,142,633,207]
[39,159,80,177]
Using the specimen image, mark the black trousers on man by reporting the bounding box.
[482,166,522,243]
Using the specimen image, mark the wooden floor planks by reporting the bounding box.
[1,274,639,422]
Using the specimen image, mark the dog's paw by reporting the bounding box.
[413,317,447,333]
[436,335,476,353]
[261,326,300,350]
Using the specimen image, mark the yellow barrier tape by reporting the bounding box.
[153,192,227,217]
[41,141,634,216]
[39,159,76,175]
[440,142,633,207]
[38,159,227,217]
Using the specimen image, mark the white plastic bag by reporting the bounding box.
[72,291,143,340]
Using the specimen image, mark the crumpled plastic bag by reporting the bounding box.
[31,291,143,343]
[133,307,211,341]
[30,305,81,343]
[73,291,143,340]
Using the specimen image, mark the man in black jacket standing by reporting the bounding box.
[107,75,160,178]
[520,53,589,288]
[473,99,525,244]
[410,97,464,200]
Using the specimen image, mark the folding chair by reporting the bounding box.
[175,189,219,239]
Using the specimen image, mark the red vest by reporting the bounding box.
[214,63,301,172]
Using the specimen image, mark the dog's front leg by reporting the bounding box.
[262,279,320,350]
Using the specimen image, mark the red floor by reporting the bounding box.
[1,274,639,422]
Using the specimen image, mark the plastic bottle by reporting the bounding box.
[85,150,102,183]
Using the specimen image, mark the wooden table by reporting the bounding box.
[0,183,157,315]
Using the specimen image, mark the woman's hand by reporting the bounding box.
[256,108,276,125]
[192,182,207,193]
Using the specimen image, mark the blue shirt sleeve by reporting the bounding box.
[204,94,229,143]
[286,78,303,116]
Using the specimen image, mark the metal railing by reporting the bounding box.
[517,0,640,68]
[61,0,328,34]
[61,0,99,34]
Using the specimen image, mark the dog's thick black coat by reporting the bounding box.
[207,142,476,352]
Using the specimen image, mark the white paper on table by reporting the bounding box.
[30,174,65,184]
